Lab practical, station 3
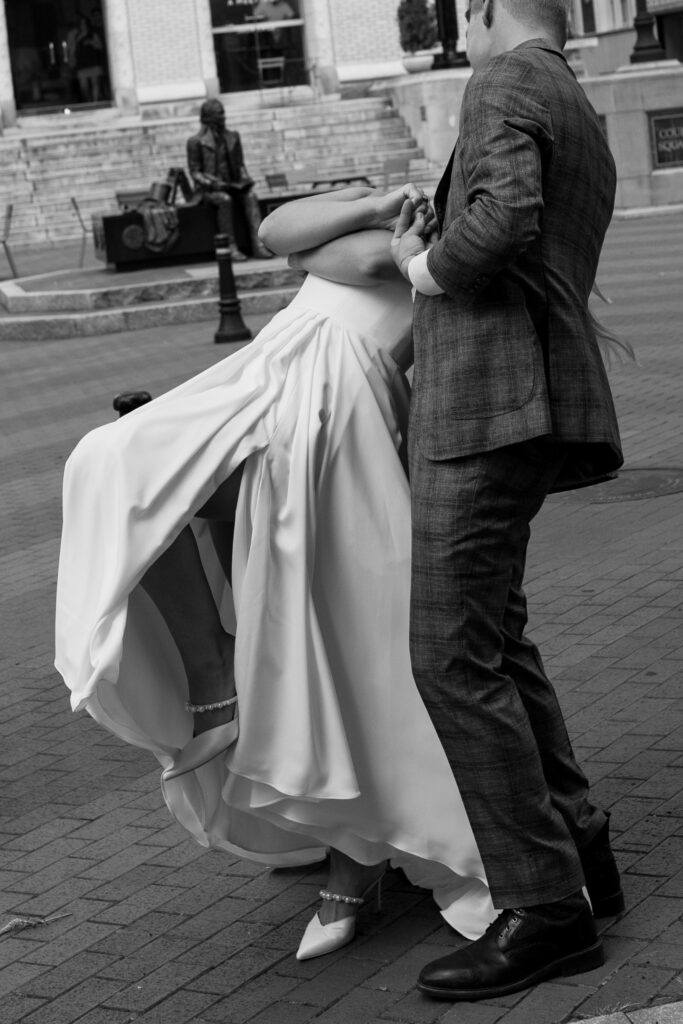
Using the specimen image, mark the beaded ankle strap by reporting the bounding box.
[319,889,365,906]
[186,695,238,713]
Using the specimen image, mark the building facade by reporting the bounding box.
[570,0,683,67]
[0,0,470,127]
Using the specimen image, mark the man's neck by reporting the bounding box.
[488,17,564,59]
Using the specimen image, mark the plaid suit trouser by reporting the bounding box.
[409,435,606,907]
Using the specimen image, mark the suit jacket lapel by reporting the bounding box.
[434,146,456,231]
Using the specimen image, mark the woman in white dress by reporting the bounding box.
[55,185,497,961]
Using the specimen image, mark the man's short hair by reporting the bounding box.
[200,98,225,124]
[501,0,571,42]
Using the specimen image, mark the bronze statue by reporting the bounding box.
[187,99,272,261]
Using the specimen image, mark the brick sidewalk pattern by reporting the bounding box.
[1,212,682,1024]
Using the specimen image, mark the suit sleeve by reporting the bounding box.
[427,56,553,300]
[233,132,250,181]
[187,137,213,189]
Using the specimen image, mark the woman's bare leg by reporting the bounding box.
[318,849,387,924]
[140,465,244,735]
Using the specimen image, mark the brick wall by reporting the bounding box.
[127,0,203,86]
[327,0,469,66]
[329,0,403,64]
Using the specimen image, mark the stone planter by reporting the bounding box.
[402,52,434,73]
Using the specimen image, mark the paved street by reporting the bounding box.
[1,210,682,1024]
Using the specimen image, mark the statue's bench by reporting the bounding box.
[93,171,372,271]
[93,203,251,272]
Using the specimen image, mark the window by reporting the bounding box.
[581,0,596,34]
[210,0,308,93]
[6,0,112,113]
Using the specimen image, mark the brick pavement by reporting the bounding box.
[1,212,682,1024]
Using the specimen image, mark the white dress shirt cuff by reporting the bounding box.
[407,250,445,296]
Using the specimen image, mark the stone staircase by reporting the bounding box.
[0,259,301,340]
[1,96,433,246]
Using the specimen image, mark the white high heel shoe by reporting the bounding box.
[296,870,385,961]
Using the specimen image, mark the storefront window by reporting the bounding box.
[581,0,597,34]
[211,0,308,93]
[6,0,112,113]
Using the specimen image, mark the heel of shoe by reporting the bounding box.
[369,874,383,913]
[560,940,604,977]
[591,890,625,918]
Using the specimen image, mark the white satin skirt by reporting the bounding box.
[55,277,496,939]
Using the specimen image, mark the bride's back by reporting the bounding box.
[290,273,413,369]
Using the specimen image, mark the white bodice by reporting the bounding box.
[289,273,413,368]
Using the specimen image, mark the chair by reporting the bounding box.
[287,165,319,187]
[115,189,151,211]
[258,57,285,87]
[167,167,193,204]
[1,204,18,279]
[71,197,92,269]
[265,171,289,190]
[382,156,410,190]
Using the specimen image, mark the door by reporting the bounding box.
[6,0,112,112]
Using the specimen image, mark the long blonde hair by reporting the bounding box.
[588,290,636,366]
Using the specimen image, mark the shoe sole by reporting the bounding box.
[417,940,605,1001]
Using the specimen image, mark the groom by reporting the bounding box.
[392,0,624,1002]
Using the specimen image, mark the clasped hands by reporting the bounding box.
[370,183,436,280]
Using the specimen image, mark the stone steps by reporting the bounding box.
[3,97,427,245]
[19,119,409,158]
[0,259,301,340]
[0,286,298,341]
[23,141,420,179]
[0,263,299,314]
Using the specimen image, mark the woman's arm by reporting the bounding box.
[288,229,403,287]
[258,185,424,257]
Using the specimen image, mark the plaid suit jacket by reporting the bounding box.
[411,40,623,489]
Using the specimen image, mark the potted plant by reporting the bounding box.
[397,0,438,72]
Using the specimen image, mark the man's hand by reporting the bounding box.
[372,183,431,231]
[391,198,432,279]
[196,173,224,190]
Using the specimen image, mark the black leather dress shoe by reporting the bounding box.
[417,891,603,1001]
[580,814,625,917]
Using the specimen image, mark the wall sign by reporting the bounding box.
[649,109,683,169]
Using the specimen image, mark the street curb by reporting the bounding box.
[576,1001,683,1023]
[612,202,683,219]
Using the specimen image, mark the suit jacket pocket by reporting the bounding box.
[414,294,541,422]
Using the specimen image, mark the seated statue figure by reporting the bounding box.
[187,99,272,261]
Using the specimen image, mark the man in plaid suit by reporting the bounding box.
[392,0,625,1001]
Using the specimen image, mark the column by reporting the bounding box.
[0,2,16,127]
[194,0,219,97]
[103,0,139,113]
[301,0,340,95]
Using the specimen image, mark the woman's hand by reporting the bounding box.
[372,183,431,231]
[258,184,432,257]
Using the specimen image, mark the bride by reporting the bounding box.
[55,183,497,961]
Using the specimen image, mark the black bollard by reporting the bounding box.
[113,391,152,416]
[214,233,252,345]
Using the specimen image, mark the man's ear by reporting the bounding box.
[482,0,493,28]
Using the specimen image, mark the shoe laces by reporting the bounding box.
[485,907,526,939]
